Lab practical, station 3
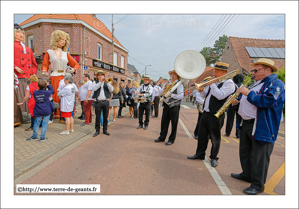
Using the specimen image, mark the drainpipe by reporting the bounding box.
[82,26,86,81]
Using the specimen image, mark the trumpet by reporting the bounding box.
[214,76,255,118]
[166,69,241,106]
[104,78,113,84]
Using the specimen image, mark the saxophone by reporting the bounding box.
[159,80,177,102]
[214,76,254,118]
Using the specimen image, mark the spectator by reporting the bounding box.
[77,80,85,120]
[45,78,54,123]
[26,80,54,142]
[118,81,126,118]
[126,83,134,119]
[81,73,94,126]
[57,74,75,134]
[109,80,123,122]
[130,80,140,119]
[17,74,39,131]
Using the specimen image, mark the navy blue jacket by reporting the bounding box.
[247,74,285,143]
[33,84,54,117]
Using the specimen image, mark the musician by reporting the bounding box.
[155,70,183,145]
[193,76,211,140]
[187,62,235,167]
[92,70,114,137]
[151,81,161,118]
[136,75,154,130]
[230,58,285,195]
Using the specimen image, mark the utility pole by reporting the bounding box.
[111,14,114,65]
[145,64,151,76]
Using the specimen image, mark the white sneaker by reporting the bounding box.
[69,129,74,133]
[60,131,69,135]
[112,119,115,122]
[48,120,53,124]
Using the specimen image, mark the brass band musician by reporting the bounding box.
[92,70,114,137]
[136,75,154,130]
[155,70,184,145]
[187,62,235,167]
[193,76,211,140]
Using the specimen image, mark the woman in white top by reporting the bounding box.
[41,30,79,119]
[57,74,75,135]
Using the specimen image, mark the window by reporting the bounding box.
[97,43,102,60]
[121,55,125,68]
[28,36,34,53]
[113,52,117,66]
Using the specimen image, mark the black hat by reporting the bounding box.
[14,23,23,30]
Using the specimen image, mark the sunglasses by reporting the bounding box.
[251,67,264,73]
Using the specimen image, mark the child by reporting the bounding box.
[26,80,54,142]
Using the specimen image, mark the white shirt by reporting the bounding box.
[136,84,154,98]
[194,91,204,104]
[164,80,184,103]
[58,84,75,112]
[57,79,65,92]
[92,81,114,100]
[200,79,235,112]
[47,50,69,77]
[78,86,84,101]
[81,80,94,101]
[238,80,264,120]
[151,85,161,101]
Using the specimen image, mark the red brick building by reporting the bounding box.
[221,37,285,74]
[20,14,133,85]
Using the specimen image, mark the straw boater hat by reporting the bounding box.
[250,58,277,72]
[214,62,229,71]
[142,75,151,80]
[96,69,108,75]
[168,69,177,75]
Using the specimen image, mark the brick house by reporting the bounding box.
[127,63,141,84]
[221,36,285,74]
[19,14,133,86]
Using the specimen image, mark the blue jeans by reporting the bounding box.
[100,109,109,126]
[32,115,51,139]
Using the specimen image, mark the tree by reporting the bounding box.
[213,34,228,58]
[199,34,228,66]
[200,47,218,66]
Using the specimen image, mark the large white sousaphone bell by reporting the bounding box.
[160,50,206,102]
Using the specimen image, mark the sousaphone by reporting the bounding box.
[160,50,206,102]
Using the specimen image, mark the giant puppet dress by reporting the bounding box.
[41,50,79,118]
[14,40,38,113]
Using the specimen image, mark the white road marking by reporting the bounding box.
[179,118,232,195]
[180,105,191,109]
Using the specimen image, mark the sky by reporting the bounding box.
[3,1,299,208]
[14,14,285,81]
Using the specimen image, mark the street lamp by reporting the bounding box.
[145,64,151,75]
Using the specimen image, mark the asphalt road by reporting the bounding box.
[17,100,285,197]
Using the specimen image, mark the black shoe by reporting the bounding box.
[26,136,38,141]
[154,138,164,142]
[243,187,263,195]
[137,125,143,129]
[80,117,85,120]
[93,131,100,137]
[78,116,83,119]
[231,173,251,183]
[165,141,173,145]
[211,159,218,167]
[40,137,48,142]
[103,130,110,135]
[144,125,148,130]
[152,116,157,118]
[187,154,204,160]
[194,135,198,140]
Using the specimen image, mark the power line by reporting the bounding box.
[204,14,235,48]
[201,15,234,50]
[195,14,225,51]
[114,15,130,25]
[222,14,239,34]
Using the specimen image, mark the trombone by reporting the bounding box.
[166,69,241,106]
[104,78,113,84]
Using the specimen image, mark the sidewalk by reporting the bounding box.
[14,105,130,178]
